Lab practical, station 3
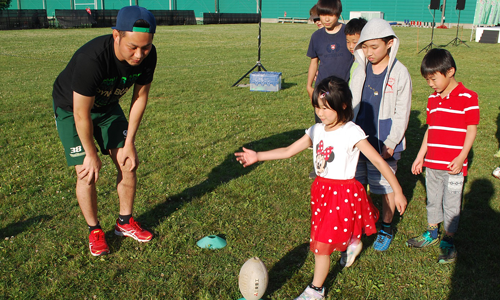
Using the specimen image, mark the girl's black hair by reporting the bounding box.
[316,0,342,17]
[312,76,354,126]
[421,48,456,78]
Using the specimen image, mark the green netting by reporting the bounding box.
[54,9,196,29]
[0,9,49,30]
[474,0,500,25]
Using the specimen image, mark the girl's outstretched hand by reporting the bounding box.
[235,147,258,167]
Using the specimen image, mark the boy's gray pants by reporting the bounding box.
[425,168,464,234]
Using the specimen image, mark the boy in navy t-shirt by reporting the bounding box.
[306,0,352,120]
[306,0,352,179]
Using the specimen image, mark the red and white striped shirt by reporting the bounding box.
[424,83,480,176]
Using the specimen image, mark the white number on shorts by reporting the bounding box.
[70,146,82,154]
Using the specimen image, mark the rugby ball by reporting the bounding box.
[238,257,268,300]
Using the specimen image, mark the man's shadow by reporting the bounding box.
[448,179,499,299]
[0,215,52,239]
[106,129,305,250]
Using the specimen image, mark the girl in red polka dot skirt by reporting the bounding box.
[235,76,407,300]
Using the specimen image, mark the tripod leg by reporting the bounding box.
[446,10,469,48]
[458,38,470,47]
[445,38,456,47]
[419,10,436,53]
[232,63,259,87]
[419,43,432,53]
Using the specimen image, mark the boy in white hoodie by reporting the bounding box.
[350,18,412,251]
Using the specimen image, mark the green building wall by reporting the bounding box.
[7,0,477,24]
[341,0,475,24]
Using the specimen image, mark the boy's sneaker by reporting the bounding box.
[294,286,325,300]
[89,229,109,256]
[406,231,439,248]
[340,241,363,268]
[115,217,153,242]
[438,240,457,264]
[373,229,393,251]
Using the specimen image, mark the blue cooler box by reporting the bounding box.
[250,71,282,92]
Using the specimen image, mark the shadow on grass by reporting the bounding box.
[265,243,343,299]
[496,109,500,151]
[323,262,344,296]
[398,109,427,204]
[265,242,310,298]
[280,81,298,90]
[135,129,305,229]
[0,215,52,238]
[448,178,500,299]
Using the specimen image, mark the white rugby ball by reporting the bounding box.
[238,257,268,300]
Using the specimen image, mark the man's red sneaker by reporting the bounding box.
[89,229,110,256]
[114,217,152,242]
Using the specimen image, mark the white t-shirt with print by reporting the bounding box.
[306,121,367,179]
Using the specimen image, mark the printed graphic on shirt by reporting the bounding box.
[95,73,143,107]
[323,43,346,60]
[385,77,395,94]
[316,140,335,177]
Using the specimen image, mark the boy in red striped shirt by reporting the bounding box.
[406,48,479,264]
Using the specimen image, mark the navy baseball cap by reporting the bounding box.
[112,6,156,34]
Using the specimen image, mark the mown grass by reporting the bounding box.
[0,23,499,299]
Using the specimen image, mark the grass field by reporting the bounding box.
[1,23,499,299]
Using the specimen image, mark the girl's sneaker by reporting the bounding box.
[340,241,363,268]
[406,231,439,248]
[492,167,500,179]
[294,286,325,300]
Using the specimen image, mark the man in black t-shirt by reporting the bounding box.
[53,6,157,256]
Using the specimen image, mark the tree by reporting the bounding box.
[0,0,12,11]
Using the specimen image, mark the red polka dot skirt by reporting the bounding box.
[309,176,379,255]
